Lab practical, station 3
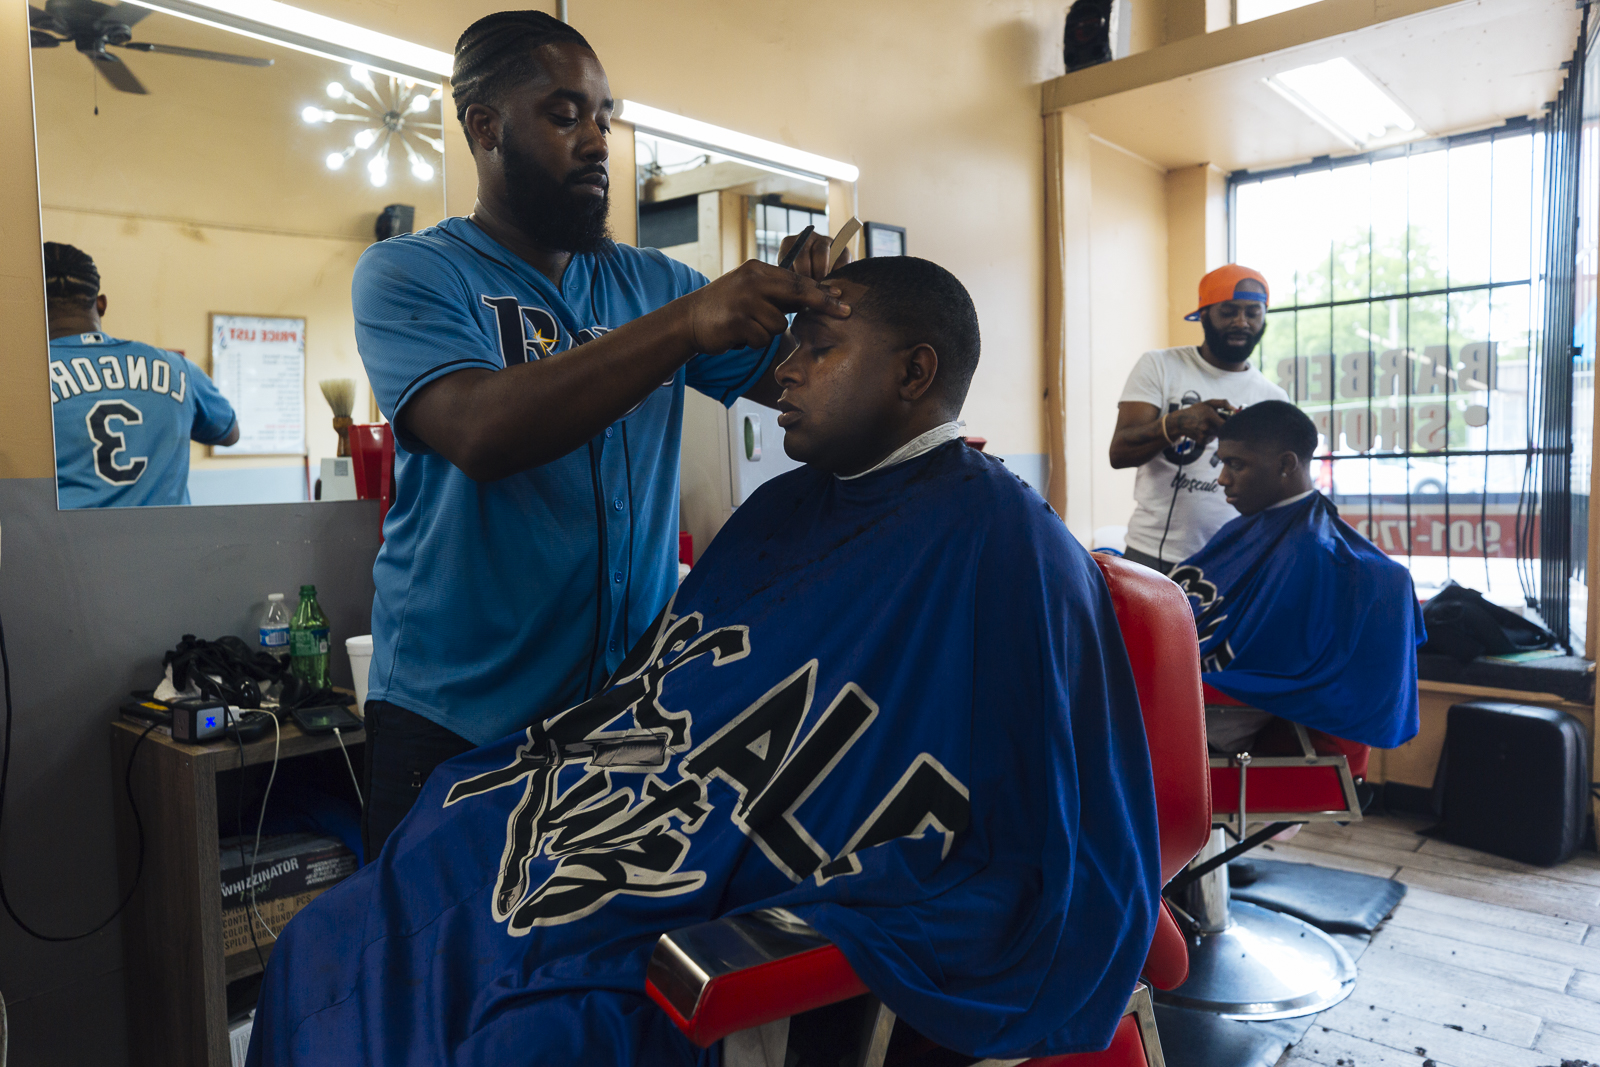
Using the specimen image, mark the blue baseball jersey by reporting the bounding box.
[354,216,781,744]
[48,332,237,509]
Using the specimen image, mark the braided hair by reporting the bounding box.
[451,11,592,145]
[43,242,100,308]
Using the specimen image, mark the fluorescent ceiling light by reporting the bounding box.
[1263,57,1419,149]
[621,101,858,183]
[123,0,451,85]
[1236,0,1320,24]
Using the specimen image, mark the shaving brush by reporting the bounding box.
[319,378,356,457]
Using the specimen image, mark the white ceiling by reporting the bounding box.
[1059,0,1583,173]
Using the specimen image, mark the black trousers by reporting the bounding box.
[1121,545,1176,576]
[361,699,476,860]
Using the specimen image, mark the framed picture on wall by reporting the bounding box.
[864,222,907,258]
[208,313,307,456]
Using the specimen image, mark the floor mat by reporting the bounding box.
[1229,857,1405,934]
[1151,1004,1303,1067]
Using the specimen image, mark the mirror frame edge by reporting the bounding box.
[2,1,60,481]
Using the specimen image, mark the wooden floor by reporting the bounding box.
[1264,813,1600,1067]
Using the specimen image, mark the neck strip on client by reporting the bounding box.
[836,421,965,480]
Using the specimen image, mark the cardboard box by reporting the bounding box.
[222,889,329,958]
[218,833,355,958]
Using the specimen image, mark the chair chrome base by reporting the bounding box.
[1155,829,1356,1021]
[1153,900,1356,1020]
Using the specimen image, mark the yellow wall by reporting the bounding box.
[1088,138,1169,536]
[1163,163,1228,348]
[561,0,1058,455]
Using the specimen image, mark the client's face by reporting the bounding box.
[774,279,910,475]
[1216,439,1288,517]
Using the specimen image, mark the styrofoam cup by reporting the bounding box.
[346,634,373,715]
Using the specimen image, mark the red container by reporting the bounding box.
[679,531,694,567]
[348,423,395,538]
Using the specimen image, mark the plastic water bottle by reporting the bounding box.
[259,593,290,662]
[289,584,331,688]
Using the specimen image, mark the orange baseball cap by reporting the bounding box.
[1184,264,1270,321]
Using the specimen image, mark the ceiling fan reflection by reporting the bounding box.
[29,0,272,96]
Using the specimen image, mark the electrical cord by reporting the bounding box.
[333,727,363,808]
[0,610,153,941]
[248,712,282,942]
[1155,410,1197,565]
[1155,470,1185,565]
[226,706,268,975]
[621,421,637,654]
[583,439,608,696]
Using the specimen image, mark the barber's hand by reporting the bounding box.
[681,259,851,355]
[1169,399,1235,443]
[779,230,850,281]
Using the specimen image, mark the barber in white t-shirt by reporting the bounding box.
[1109,265,1289,574]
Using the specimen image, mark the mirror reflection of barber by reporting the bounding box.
[353,12,853,857]
[44,242,240,509]
[1108,265,1288,574]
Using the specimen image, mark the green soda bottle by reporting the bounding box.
[288,584,331,688]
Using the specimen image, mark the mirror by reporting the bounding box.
[31,1,446,508]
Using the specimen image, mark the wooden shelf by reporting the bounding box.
[1041,0,1467,113]
[224,940,274,984]
[1041,0,1577,174]
[112,711,364,1067]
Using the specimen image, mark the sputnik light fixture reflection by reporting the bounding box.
[303,65,444,187]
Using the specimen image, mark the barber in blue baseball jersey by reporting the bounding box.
[44,242,238,509]
[354,11,852,854]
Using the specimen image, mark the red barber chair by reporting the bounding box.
[1153,686,1366,1021]
[643,554,1210,1067]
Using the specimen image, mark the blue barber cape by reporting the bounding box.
[248,442,1161,1066]
[1171,492,1425,748]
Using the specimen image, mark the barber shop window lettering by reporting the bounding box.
[445,608,971,933]
[1232,115,1591,645]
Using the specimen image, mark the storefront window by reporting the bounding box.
[1233,97,1587,645]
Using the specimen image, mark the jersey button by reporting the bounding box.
[605,427,613,438]
[608,640,617,652]
[613,570,623,583]
[613,497,624,511]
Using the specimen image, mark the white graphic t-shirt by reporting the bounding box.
[1118,346,1289,562]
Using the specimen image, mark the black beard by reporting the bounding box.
[1201,315,1266,363]
[501,139,612,255]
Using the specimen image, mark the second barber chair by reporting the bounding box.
[1154,685,1366,1020]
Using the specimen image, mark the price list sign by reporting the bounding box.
[209,314,306,455]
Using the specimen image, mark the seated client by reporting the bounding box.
[248,257,1161,1066]
[1170,400,1425,754]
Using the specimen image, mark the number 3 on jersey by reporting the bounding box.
[86,399,149,485]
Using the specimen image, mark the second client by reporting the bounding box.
[1170,400,1426,754]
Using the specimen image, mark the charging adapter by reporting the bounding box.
[171,700,228,743]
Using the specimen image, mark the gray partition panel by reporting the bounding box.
[0,478,381,1066]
